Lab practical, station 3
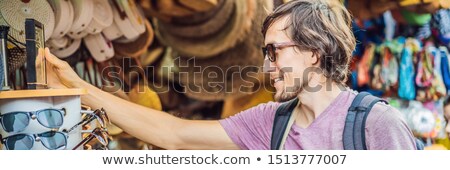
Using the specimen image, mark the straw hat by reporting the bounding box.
[85,0,113,34]
[67,0,93,38]
[83,33,114,62]
[113,20,154,58]
[158,0,233,39]
[0,0,55,43]
[48,0,74,39]
[49,36,82,59]
[154,0,256,58]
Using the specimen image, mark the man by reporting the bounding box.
[42,0,416,149]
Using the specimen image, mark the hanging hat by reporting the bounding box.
[158,0,233,39]
[178,0,219,12]
[49,36,81,59]
[110,0,145,40]
[175,0,268,101]
[113,20,154,58]
[85,0,113,34]
[141,46,164,67]
[102,21,123,41]
[0,0,55,44]
[48,36,69,49]
[48,0,75,39]
[170,0,224,25]
[68,0,93,38]
[148,0,195,18]
[83,33,114,62]
[154,0,256,58]
[67,29,89,39]
[177,34,263,101]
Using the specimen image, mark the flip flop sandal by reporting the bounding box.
[398,40,417,100]
[357,43,376,87]
[380,46,399,88]
[428,45,447,99]
[416,50,434,88]
[440,46,450,91]
[371,63,384,90]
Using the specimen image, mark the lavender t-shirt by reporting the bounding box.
[219,90,417,150]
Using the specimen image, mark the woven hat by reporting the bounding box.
[140,46,164,67]
[48,0,74,39]
[49,36,81,59]
[83,33,114,62]
[67,29,89,39]
[113,19,154,58]
[170,0,224,25]
[110,0,145,40]
[175,0,269,101]
[102,21,123,41]
[67,0,93,38]
[158,0,233,39]
[154,0,256,58]
[85,0,113,34]
[178,0,219,12]
[0,0,55,44]
[179,39,262,101]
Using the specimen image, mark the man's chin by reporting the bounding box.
[274,92,297,102]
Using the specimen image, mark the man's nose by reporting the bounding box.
[263,58,276,73]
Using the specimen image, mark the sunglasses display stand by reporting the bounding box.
[0,88,87,150]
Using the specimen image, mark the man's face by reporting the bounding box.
[264,16,315,102]
[444,104,450,137]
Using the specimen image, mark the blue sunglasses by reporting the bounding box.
[0,108,65,133]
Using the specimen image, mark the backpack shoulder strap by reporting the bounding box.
[270,98,299,150]
[343,92,388,150]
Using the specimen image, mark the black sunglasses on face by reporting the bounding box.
[262,42,297,62]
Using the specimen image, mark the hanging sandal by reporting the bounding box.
[358,43,376,87]
[398,38,418,100]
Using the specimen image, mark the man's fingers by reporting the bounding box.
[44,47,67,68]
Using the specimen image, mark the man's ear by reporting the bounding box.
[311,51,320,66]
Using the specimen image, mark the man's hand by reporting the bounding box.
[42,48,83,89]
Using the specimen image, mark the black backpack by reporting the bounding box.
[270,92,424,150]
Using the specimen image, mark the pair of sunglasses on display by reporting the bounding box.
[0,127,111,150]
[0,108,66,133]
[0,108,111,150]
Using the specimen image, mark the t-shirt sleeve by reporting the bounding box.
[365,105,417,150]
[219,102,280,150]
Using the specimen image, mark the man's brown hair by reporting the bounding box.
[262,0,356,84]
